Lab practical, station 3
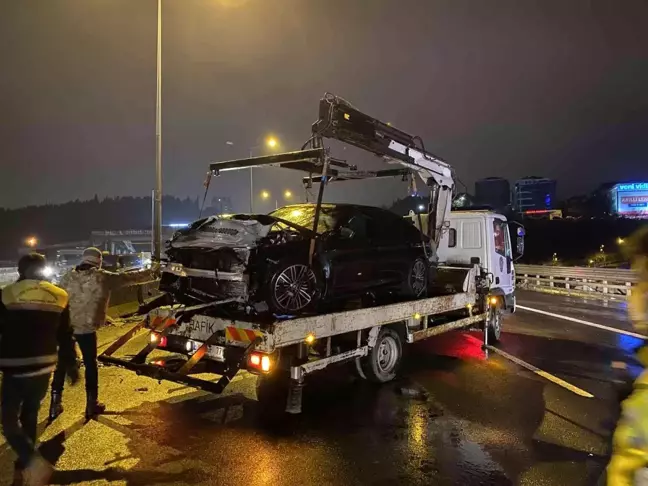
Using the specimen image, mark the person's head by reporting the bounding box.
[78,247,103,271]
[17,252,47,280]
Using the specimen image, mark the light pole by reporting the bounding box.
[248,137,278,213]
[153,0,163,260]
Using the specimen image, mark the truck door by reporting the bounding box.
[491,218,514,295]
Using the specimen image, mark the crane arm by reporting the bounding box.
[311,93,455,244]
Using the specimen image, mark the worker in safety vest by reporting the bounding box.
[607,226,648,486]
[0,253,78,486]
[49,247,156,421]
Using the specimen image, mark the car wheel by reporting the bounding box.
[268,260,319,314]
[360,327,403,383]
[400,256,428,299]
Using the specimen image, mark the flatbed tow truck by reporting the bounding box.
[98,93,524,413]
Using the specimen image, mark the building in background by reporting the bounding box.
[609,182,648,219]
[475,177,511,210]
[513,176,557,212]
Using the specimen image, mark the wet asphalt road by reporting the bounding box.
[0,290,640,485]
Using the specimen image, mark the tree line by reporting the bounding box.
[0,196,201,260]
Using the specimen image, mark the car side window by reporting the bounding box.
[339,210,371,240]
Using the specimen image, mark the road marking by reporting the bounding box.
[517,304,648,340]
[487,346,594,398]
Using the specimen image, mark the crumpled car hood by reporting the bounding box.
[169,216,273,249]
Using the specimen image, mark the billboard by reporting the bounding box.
[612,182,648,218]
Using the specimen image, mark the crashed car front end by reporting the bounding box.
[159,214,308,306]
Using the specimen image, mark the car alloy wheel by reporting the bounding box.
[273,264,317,313]
[410,259,427,297]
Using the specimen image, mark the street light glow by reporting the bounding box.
[266,137,278,149]
[261,190,270,200]
[617,237,625,245]
[25,236,38,248]
[284,190,292,199]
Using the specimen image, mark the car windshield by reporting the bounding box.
[269,206,337,234]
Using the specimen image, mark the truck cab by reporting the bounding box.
[437,210,523,312]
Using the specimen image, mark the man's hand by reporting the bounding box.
[150,261,162,278]
[67,364,80,386]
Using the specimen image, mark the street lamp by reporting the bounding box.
[249,136,279,213]
[284,190,292,200]
[25,236,38,248]
[617,237,625,245]
[260,190,270,200]
[153,0,163,261]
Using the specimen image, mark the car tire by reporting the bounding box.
[267,259,320,315]
[360,327,403,383]
[400,256,429,299]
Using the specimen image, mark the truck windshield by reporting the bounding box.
[269,206,338,234]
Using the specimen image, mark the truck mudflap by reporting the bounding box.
[98,302,261,395]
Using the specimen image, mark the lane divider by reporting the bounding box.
[517,305,648,340]
[487,345,595,398]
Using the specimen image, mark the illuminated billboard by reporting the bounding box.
[612,182,648,218]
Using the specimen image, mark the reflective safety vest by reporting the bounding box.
[0,279,71,378]
[608,373,648,486]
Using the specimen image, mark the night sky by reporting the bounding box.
[1,0,647,213]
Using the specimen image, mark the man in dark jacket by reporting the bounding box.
[0,253,78,486]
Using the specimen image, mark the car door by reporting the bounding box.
[325,208,376,295]
[362,208,417,288]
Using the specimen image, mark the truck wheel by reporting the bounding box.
[361,328,403,383]
[256,372,291,413]
[487,304,503,343]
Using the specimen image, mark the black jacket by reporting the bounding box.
[0,279,76,377]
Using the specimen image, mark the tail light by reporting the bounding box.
[248,352,272,373]
[150,332,167,348]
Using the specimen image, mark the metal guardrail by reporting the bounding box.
[0,267,18,286]
[516,264,637,299]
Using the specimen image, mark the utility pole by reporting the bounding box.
[153,0,163,260]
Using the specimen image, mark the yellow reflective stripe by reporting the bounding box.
[0,354,58,366]
[2,279,68,311]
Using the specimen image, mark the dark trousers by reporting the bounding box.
[52,332,98,397]
[1,373,50,469]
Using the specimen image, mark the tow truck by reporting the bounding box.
[98,93,524,413]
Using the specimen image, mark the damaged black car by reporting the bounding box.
[160,203,434,315]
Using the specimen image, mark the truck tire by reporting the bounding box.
[361,327,403,383]
[487,304,503,343]
[256,372,291,414]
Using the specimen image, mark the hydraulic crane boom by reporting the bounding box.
[311,93,455,244]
